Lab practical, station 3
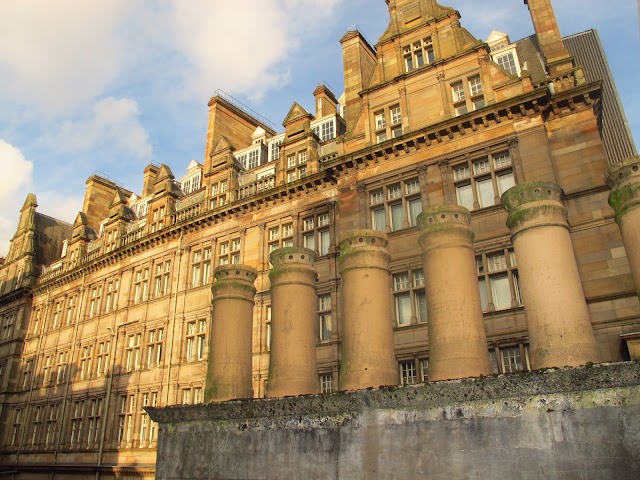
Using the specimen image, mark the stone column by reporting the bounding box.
[502,182,601,369]
[205,264,257,403]
[417,206,492,381]
[338,230,397,390]
[266,247,319,397]
[607,156,640,297]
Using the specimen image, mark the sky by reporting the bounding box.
[0,0,638,256]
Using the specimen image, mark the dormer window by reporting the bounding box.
[312,118,336,142]
[495,52,518,75]
[403,37,435,72]
[181,174,202,195]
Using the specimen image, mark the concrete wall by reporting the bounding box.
[149,362,640,480]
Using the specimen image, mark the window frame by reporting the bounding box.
[476,248,522,312]
[368,177,423,232]
[452,150,515,211]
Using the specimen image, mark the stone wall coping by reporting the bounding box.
[147,362,639,424]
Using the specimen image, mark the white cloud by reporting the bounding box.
[0,0,142,117]
[36,191,83,226]
[164,0,343,101]
[0,140,34,255]
[48,97,153,159]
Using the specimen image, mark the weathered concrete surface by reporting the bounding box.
[148,362,640,480]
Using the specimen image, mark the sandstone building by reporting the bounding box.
[1,0,638,478]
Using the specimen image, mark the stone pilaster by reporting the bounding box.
[502,182,601,369]
[338,230,397,390]
[607,156,640,297]
[417,206,492,381]
[266,247,319,397]
[205,264,258,403]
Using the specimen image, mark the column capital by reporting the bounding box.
[338,230,390,274]
[211,264,258,303]
[417,205,474,252]
[502,182,567,237]
[606,155,640,222]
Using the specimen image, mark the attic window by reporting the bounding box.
[403,37,434,72]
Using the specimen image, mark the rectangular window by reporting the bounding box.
[11,408,22,446]
[125,334,142,371]
[496,52,518,75]
[70,400,85,447]
[302,212,331,256]
[22,359,33,389]
[420,359,429,383]
[393,270,427,325]
[318,295,332,342]
[186,320,206,361]
[2,312,16,339]
[477,248,522,312]
[146,328,164,368]
[369,178,422,232]
[469,76,483,96]
[118,394,135,447]
[400,360,417,385]
[404,37,435,72]
[56,352,67,384]
[80,345,93,380]
[320,373,333,393]
[154,260,172,296]
[95,340,110,376]
[453,151,515,211]
[133,268,150,304]
[269,139,282,161]
[452,81,465,102]
[86,398,102,448]
[390,106,401,125]
[492,345,530,374]
[247,149,259,169]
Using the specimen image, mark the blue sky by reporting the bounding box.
[0,0,638,256]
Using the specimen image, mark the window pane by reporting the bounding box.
[396,293,411,325]
[416,292,427,323]
[491,273,511,310]
[502,346,522,372]
[303,232,315,251]
[476,177,495,208]
[408,198,422,227]
[478,278,489,312]
[390,204,403,231]
[497,171,516,196]
[456,183,473,210]
[319,230,330,256]
[372,207,386,231]
[319,314,332,341]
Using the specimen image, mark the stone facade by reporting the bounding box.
[0,0,639,478]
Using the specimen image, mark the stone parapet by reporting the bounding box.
[417,205,492,381]
[502,182,601,369]
[206,264,258,403]
[266,247,319,397]
[338,230,397,390]
[149,362,640,480]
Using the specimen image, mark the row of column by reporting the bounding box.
[205,156,640,402]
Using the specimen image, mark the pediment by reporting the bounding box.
[283,102,313,127]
